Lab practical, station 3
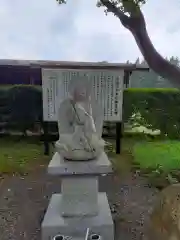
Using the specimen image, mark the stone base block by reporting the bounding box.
[61,177,98,217]
[48,151,112,176]
[41,193,114,240]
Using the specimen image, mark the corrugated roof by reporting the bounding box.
[0,59,149,71]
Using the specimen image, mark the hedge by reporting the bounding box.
[0,86,180,138]
[123,88,180,138]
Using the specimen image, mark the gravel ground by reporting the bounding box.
[0,166,158,240]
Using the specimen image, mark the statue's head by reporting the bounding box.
[68,77,91,102]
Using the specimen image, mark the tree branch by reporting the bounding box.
[100,0,180,87]
[132,27,180,87]
[100,0,131,28]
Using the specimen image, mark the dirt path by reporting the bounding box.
[0,167,158,240]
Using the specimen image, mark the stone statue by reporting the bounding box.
[55,77,105,161]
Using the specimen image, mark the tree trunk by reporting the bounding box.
[131,27,180,87]
[100,0,180,87]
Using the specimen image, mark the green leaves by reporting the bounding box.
[56,0,147,14]
[55,0,146,30]
[56,0,66,4]
[97,0,146,14]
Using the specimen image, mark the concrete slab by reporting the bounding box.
[48,152,113,176]
[41,193,114,240]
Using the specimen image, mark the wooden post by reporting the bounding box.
[116,122,122,154]
[123,70,132,88]
[42,121,50,155]
[115,70,132,154]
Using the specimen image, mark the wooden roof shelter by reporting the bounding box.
[0,59,149,85]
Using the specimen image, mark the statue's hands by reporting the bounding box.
[84,145,94,152]
[59,143,69,152]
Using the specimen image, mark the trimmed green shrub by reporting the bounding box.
[123,88,180,138]
[0,86,180,138]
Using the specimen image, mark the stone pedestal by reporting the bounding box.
[41,152,114,240]
[60,177,98,217]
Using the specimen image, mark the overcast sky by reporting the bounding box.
[0,0,179,63]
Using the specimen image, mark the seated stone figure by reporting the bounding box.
[55,79,105,161]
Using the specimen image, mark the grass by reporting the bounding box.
[126,88,180,92]
[109,138,180,189]
[1,136,180,178]
[0,138,51,173]
[109,138,180,181]
[133,140,180,171]
[0,85,41,89]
